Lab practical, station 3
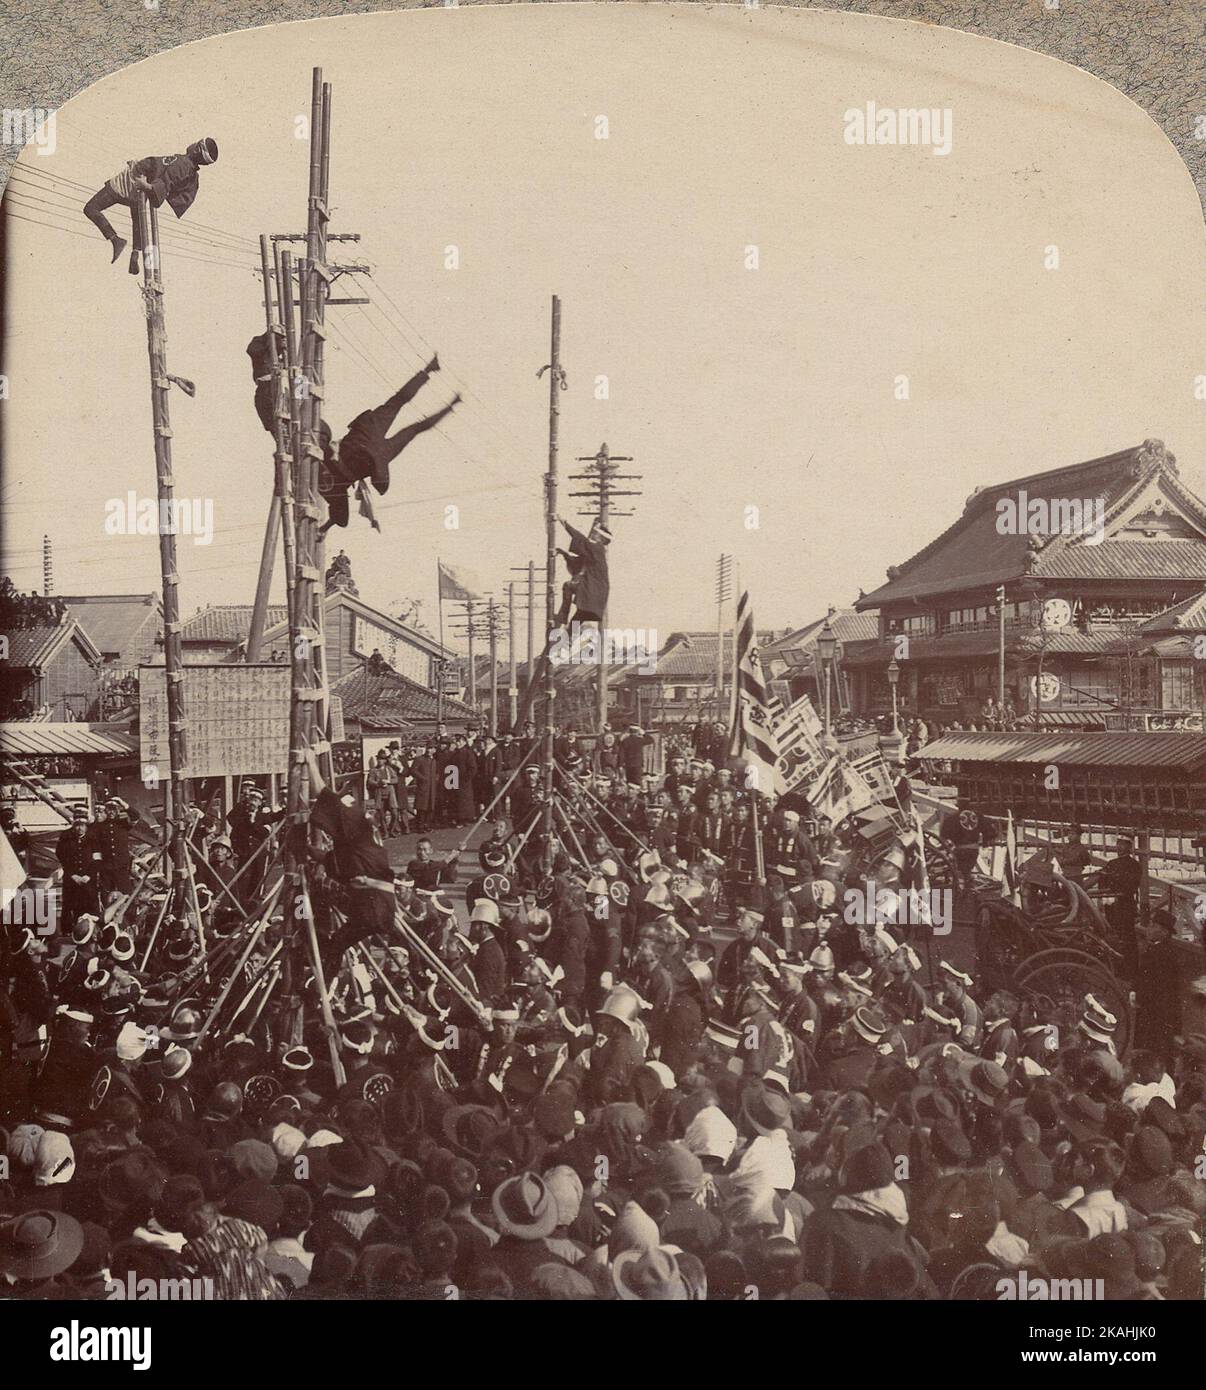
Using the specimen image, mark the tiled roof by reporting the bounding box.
[61,594,160,657]
[918,730,1206,772]
[1139,588,1206,634]
[639,630,778,680]
[843,627,1132,666]
[0,721,135,756]
[858,442,1206,609]
[764,609,881,661]
[181,605,288,644]
[331,666,475,726]
[0,625,65,667]
[1036,541,1206,581]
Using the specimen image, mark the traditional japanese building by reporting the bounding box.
[848,440,1206,729]
[61,593,162,673]
[763,607,880,712]
[179,557,452,687]
[0,619,103,721]
[613,629,780,728]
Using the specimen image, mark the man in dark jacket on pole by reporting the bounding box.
[555,516,611,626]
[317,359,459,533]
[83,138,219,274]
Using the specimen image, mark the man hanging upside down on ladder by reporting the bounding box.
[317,357,460,533]
[83,138,219,275]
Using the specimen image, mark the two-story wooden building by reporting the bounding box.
[0,620,103,721]
[848,441,1206,729]
[62,593,162,673]
[179,563,452,689]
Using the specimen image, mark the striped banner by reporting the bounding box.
[728,589,784,796]
[769,692,826,792]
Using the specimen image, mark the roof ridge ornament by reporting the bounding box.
[1132,438,1176,477]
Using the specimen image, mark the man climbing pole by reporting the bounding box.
[83,138,219,275]
[246,327,286,435]
[555,515,611,625]
[316,356,460,533]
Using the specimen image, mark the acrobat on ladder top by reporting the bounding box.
[83,138,219,276]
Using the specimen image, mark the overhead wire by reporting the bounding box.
[5,143,546,603]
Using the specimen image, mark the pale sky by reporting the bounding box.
[3,3,1204,649]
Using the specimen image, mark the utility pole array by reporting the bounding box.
[569,442,641,733]
[448,597,506,736]
[508,559,548,725]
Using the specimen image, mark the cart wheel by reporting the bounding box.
[1013,954,1132,1056]
[243,1073,281,1108]
[361,1072,394,1105]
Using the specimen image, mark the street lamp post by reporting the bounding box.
[817,618,837,754]
[881,657,905,765]
[888,657,900,730]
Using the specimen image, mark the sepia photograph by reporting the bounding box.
[0,0,1203,1342]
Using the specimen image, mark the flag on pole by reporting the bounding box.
[1004,810,1022,907]
[728,589,784,796]
[438,560,479,602]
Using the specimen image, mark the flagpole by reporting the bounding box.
[437,559,445,727]
[730,574,768,890]
[727,565,741,754]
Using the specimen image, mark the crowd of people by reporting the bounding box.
[0,579,69,632]
[1,731,1204,1303]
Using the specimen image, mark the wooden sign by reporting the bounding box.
[139,664,290,779]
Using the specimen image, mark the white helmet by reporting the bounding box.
[470,898,500,926]
[808,944,835,972]
[596,985,642,1031]
[810,880,836,910]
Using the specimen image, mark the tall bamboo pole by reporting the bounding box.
[246,234,298,657]
[136,196,190,913]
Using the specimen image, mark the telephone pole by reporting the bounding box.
[466,597,477,710]
[507,582,517,730]
[488,597,500,737]
[569,442,641,733]
[537,297,565,870]
[508,560,547,715]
